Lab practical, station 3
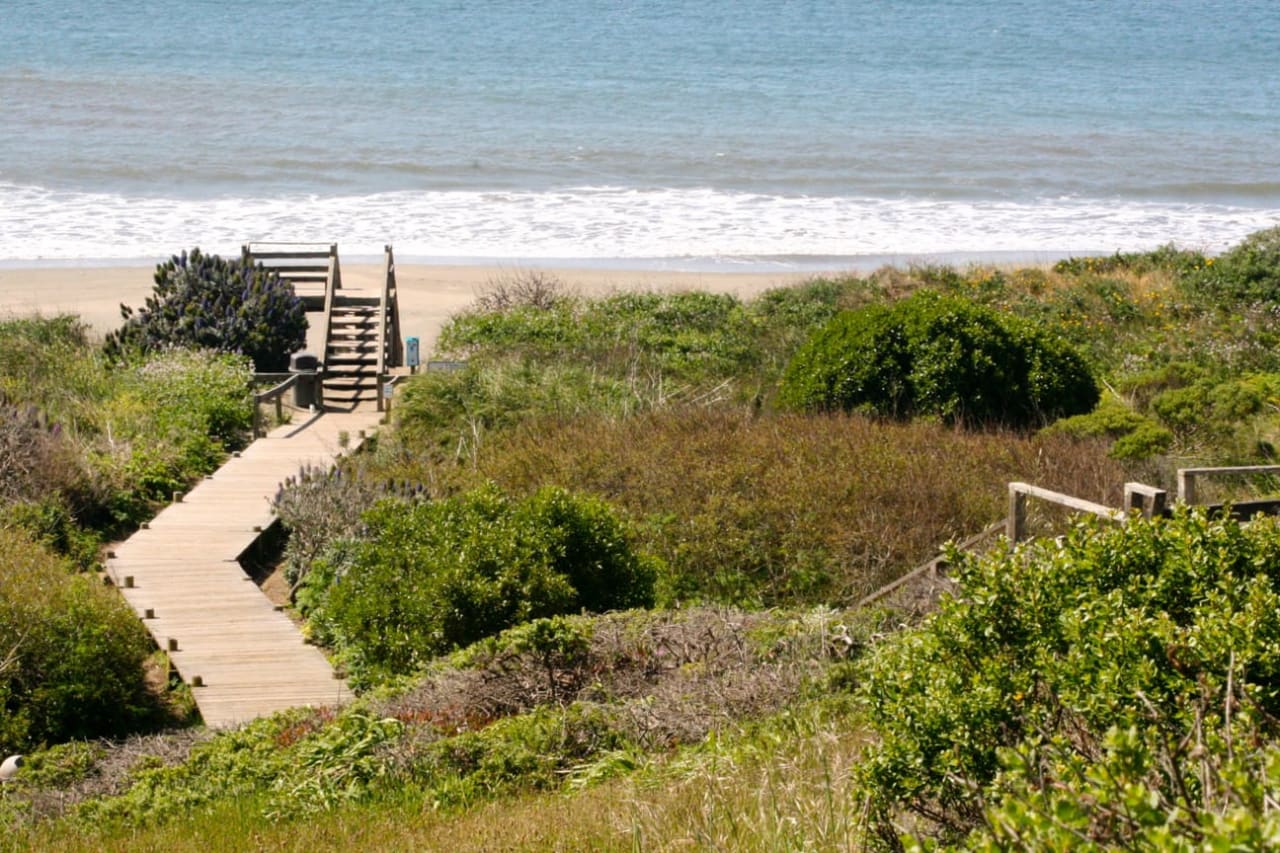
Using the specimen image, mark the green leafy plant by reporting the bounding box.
[1042,397,1174,461]
[856,510,1280,849]
[779,291,1098,428]
[1184,225,1280,304]
[302,484,658,685]
[104,248,307,371]
[0,529,156,753]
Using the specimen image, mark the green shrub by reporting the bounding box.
[1042,397,1174,461]
[438,290,761,388]
[302,484,658,685]
[856,511,1280,848]
[104,248,307,371]
[83,350,254,531]
[1053,244,1208,277]
[1184,226,1280,304]
[0,529,155,753]
[779,291,1098,428]
[4,498,101,571]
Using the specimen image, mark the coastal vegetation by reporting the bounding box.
[778,289,1098,427]
[7,227,1280,848]
[104,247,307,373]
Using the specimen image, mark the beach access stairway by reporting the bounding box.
[104,410,383,728]
[244,242,403,411]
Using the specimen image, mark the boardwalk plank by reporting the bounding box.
[106,409,381,728]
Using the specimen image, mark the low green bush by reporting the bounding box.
[0,529,156,753]
[1184,225,1280,304]
[1053,244,1208,278]
[1042,397,1174,461]
[85,350,253,531]
[301,484,658,685]
[104,248,307,372]
[779,291,1098,428]
[856,510,1280,849]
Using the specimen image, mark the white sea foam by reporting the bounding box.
[1,182,1277,267]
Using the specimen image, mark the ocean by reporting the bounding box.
[2,0,1278,268]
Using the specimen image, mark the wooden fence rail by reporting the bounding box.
[1178,464,1280,506]
[251,374,299,438]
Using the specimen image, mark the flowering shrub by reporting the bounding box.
[1185,225,1280,304]
[105,248,306,371]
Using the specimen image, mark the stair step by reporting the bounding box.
[325,371,373,384]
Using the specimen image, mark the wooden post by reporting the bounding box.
[275,394,283,425]
[1178,470,1196,505]
[1124,483,1167,519]
[252,401,262,439]
[1008,483,1028,542]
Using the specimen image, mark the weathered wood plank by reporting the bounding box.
[105,409,382,727]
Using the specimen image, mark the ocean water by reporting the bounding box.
[2,0,1278,267]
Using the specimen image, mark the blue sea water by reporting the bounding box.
[1,0,1278,266]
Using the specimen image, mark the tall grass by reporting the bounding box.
[372,407,1126,604]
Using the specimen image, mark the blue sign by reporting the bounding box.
[405,336,420,367]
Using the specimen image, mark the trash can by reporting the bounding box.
[289,352,320,409]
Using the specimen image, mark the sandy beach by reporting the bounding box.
[0,263,823,354]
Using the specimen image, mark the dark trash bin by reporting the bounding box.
[290,352,320,409]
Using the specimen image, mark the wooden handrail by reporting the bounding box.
[376,244,404,412]
[1007,482,1125,542]
[857,520,1006,608]
[1178,465,1280,505]
[377,247,391,381]
[251,374,300,438]
[314,252,339,411]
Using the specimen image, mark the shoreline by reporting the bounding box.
[0,249,1087,274]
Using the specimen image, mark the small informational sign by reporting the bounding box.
[405,336,420,368]
[383,381,395,399]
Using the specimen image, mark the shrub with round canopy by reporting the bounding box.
[779,291,1098,428]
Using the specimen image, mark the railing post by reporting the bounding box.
[1008,483,1027,542]
[1178,470,1196,505]
[1124,483,1167,519]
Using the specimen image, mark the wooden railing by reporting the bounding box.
[1178,464,1280,506]
[862,468,1280,609]
[317,252,339,400]
[251,373,299,438]
[376,244,403,412]
[242,242,341,311]
[857,520,1006,608]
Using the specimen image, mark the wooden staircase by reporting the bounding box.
[244,241,402,411]
[242,242,340,311]
[322,294,382,408]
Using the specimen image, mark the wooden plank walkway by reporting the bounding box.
[104,409,384,728]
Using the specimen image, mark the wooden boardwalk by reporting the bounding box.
[105,409,383,728]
